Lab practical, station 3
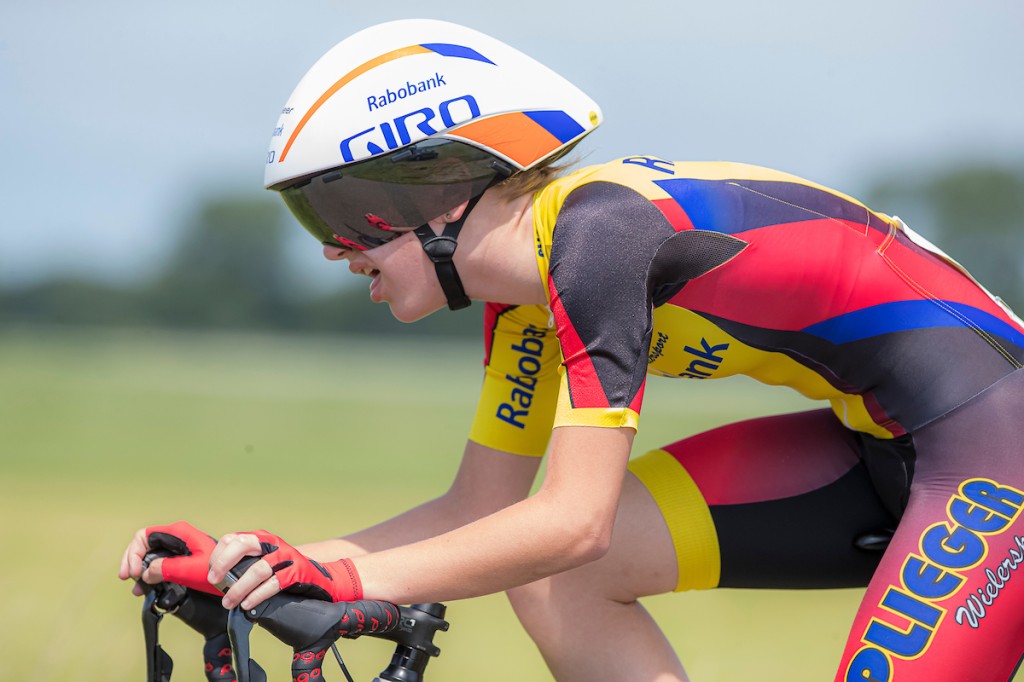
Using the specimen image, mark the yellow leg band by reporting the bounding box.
[628,449,721,591]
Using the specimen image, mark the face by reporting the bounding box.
[322,231,448,323]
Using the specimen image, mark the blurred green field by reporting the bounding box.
[1,325,989,682]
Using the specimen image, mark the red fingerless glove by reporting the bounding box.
[146,520,221,596]
[246,530,362,602]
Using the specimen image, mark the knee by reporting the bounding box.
[507,568,637,642]
[506,579,552,634]
[506,576,588,643]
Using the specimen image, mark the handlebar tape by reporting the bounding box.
[245,592,401,650]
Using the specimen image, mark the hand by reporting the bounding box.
[118,521,221,596]
[208,530,362,610]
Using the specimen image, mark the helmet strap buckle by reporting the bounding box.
[414,212,473,311]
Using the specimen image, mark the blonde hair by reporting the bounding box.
[496,143,582,199]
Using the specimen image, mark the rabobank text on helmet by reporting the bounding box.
[367,73,448,111]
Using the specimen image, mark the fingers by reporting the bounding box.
[118,527,151,582]
[142,557,165,584]
[119,528,163,598]
[123,558,165,592]
[227,563,281,610]
[207,532,263,584]
[209,532,279,609]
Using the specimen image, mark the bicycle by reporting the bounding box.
[139,554,449,682]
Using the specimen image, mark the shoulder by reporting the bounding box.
[540,158,691,255]
[537,158,812,222]
[552,157,840,192]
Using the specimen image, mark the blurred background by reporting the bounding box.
[1,1,1022,680]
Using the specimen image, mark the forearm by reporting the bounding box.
[352,487,611,604]
[353,427,634,605]
[209,429,630,612]
[300,441,541,563]
[299,492,468,561]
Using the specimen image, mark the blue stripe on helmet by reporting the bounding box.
[524,110,586,143]
[420,43,495,64]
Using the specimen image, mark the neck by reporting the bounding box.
[455,188,547,306]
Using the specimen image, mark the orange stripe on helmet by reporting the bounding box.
[279,45,432,163]
[448,112,562,168]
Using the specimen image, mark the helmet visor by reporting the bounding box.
[275,140,505,251]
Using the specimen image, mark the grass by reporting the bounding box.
[0,325,994,681]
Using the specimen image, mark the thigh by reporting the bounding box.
[518,465,680,604]
[838,371,1024,682]
[629,408,897,591]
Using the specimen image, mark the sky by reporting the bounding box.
[1,0,1022,289]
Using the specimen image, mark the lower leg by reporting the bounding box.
[511,581,688,682]
[507,474,687,681]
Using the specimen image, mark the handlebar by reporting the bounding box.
[140,553,449,682]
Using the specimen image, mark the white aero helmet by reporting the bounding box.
[264,19,601,308]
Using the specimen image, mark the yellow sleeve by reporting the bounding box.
[468,304,560,456]
[553,362,641,431]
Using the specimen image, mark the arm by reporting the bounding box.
[299,439,542,561]
[352,425,633,603]
[210,425,632,608]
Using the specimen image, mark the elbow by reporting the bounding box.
[575,536,611,567]
[562,517,614,568]
[532,490,617,571]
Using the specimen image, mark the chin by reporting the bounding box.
[386,299,445,323]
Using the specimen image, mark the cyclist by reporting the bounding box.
[120,19,1024,681]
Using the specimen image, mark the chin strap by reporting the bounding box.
[413,164,513,311]
[413,196,477,311]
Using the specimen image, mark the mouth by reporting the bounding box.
[348,261,380,278]
[366,268,383,301]
[347,261,384,300]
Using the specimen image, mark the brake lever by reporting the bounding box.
[219,554,411,682]
[224,585,353,682]
[139,550,234,682]
[142,589,175,682]
[227,606,268,682]
[219,556,269,682]
[139,552,188,682]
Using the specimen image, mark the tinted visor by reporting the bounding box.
[275,140,506,251]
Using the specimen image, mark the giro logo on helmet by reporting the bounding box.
[340,94,482,163]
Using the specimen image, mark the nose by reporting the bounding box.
[322,244,349,261]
